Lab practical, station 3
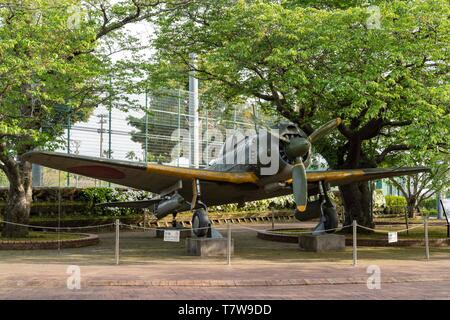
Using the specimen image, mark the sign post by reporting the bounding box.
[227,223,232,266]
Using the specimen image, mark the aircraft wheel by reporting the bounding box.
[192,208,210,237]
[323,203,338,233]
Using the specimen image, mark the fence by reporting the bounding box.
[0,89,280,188]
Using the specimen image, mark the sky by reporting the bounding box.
[57,20,154,161]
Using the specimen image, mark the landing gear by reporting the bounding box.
[312,181,338,235]
[171,213,183,229]
[192,206,211,237]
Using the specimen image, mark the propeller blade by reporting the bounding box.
[308,118,342,144]
[292,162,308,212]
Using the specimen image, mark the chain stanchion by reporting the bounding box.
[271,209,274,230]
[227,223,231,266]
[424,216,430,260]
[115,219,120,265]
[352,220,357,266]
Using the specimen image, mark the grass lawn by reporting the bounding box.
[0,231,86,242]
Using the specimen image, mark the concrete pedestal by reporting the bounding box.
[299,234,346,252]
[186,238,234,256]
[156,227,191,239]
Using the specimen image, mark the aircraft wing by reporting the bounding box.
[303,167,430,187]
[22,151,258,196]
[23,151,429,207]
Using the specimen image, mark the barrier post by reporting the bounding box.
[271,209,274,230]
[424,216,430,260]
[352,220,357,266]
[115,219,120,265]
[227,223,231,266]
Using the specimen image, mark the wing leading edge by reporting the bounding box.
[301,167,430,186]
[22,151,258,195]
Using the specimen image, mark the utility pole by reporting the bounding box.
[97,114,108,158]
[66,109,71,187]
[189,53,200,168]
[97,114,107,188]
[144,90,149,163]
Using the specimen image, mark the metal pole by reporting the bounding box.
[58,170,62,254]
[177,89,181,166]
[66,111,71,187]
[115,219,120,265]
[424,216,430,260]
[189,53,199,168]
[271,209,274,230]
[108,85,112,187]
[352,220,357,266]
[227,223,231,266]
[205,110,208,167]
[144,90,149,163]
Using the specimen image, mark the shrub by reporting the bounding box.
[385,195,407,207]
[384,195,407,215]
[420,198,437,211]
[211,195,294,213]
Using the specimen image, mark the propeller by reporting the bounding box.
[285,118,341,212]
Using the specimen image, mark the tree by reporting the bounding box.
[0,0,190,237]
[148,0,450,230]
[387,150,450,218]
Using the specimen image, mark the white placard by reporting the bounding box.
[388,232,398,243]
[164,230,180,242]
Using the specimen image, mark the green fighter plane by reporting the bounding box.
[23,119,428,237]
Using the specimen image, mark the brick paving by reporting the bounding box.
[0,222,449,299]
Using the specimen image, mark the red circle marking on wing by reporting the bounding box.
[67,166,126,179]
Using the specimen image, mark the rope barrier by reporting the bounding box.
[0,218,432,235]
[355,222,425,234]
[0,219,115,231]
[231,223,352,234]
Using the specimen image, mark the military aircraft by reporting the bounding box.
[23,118,428,237]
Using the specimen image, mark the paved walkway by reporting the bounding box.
[1,261,450,299]
[0,222,449,299]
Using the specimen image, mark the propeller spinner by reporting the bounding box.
[285,118,342,212]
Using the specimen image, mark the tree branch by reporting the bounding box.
[375,144,410,164]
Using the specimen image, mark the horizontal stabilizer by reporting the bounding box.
[96,199,160,209]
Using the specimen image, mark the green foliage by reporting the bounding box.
[150,0,449,168]
[79,188,115,205]
[421,209,438,216]
[0,0,169,175]
[421,198,437,211]
[78,188,153,216]
[385,195,407,208]
[211,195,294,213]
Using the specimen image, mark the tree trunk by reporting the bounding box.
[407,196,417,219]
[1,161,32,238]
[340,181,375,233]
